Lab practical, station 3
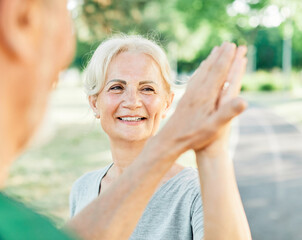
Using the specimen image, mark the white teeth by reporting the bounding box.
[120,117,143,122]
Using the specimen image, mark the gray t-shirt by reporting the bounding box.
[69,165,204,240]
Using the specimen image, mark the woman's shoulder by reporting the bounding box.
[144,167,201,218]
[69,163,113,217]
[159,166,200,196]
[174,167,199,183]
[71,164,112,192]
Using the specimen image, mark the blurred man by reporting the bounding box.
[0,0,249,239]
[0,0,76,239]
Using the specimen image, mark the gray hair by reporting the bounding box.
[84,35,172,96]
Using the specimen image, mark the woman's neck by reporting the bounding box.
[100,138,185,195]
[108,139,147,178]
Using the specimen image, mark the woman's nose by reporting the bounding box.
[122,88,142,109]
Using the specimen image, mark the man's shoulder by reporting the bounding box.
[0,193,77,240]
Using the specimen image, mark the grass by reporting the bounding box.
[241,70,302,129]
[5,123,112,226]
[242,70,302,92]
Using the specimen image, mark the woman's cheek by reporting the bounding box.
[99,94,121,114]
[143,95,167,121]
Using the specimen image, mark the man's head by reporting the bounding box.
[0,0,75,183]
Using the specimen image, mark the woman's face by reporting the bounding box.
[92,51,173,143]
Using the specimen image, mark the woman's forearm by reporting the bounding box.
[196,148,252,240]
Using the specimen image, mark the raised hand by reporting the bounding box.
[200,45,248,156]
[162,42,247,153]
[195,45,252,240]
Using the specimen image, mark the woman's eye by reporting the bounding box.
[109,85,123,91]
[142,87,155,93]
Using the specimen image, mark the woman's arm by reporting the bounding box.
[66,43,246,240]
[197,147,251,240]
[196,46,252,240]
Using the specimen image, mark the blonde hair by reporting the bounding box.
[84,35,172,96]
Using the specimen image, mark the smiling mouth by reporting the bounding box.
[117,117,147,122]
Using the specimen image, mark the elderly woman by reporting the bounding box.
[69,35,251,240]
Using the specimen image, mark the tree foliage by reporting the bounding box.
[72,0,302,72]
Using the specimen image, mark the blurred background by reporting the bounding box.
[5,0,302,239]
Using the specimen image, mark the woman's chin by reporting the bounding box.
[114,133,151,143]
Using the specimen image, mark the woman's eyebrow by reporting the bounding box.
[106,79,158,86]
[106,79,127,85]
[139,81,158,86]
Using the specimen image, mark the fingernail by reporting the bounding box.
[223,42,236,52]
[238,45,247,55]
[230,43,236,50]
[211,46,219,54]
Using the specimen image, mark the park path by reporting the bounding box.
[234,103,302,240]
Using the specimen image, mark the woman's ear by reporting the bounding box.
[88,95,100,119]
[162,92,174,119]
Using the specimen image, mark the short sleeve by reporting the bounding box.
[191,192,204,240]
[0,193,78,240]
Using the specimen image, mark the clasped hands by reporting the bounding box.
[162,42,248,154]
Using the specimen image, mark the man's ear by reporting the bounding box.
[162,92,174,119]
[0,0,42,62]
[88,95,100,119]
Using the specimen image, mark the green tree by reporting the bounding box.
[71,0,302,72]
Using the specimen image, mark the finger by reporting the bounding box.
[204,42,237,92]
[190,46,221,83]
[220,53,247,104]
[228,57,247,96]
[212,97,247,127]
[201,46,219,64]
[199,46,220,68]
[226,45,247,92]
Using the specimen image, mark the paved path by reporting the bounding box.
[234,103,302,240]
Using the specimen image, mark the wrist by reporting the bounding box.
[150,130,187,161]
[195,146,233,172]
[154,120,190,158]
[195,143,228,158]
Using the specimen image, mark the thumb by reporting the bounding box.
[213,97,247,126]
